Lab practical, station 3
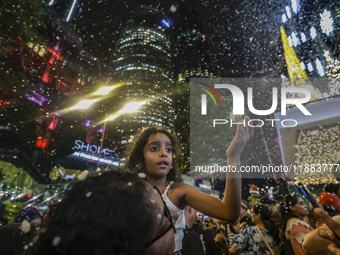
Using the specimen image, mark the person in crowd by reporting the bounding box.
[248,185,260,204]
[260,196,283,231]
[230,203,280,255]
[0,199,8,225]
[207,217,225,239]
[215,232,230,255]
[13,206,43,231]
[226,200,251,248]
[26,170,176,255]
[239,200,255,226]
[123,116,253,254]
[182,206,205,255]
[0,222,38,255]
[192,217,220,255]
[314,207,340,255]
[281,193,313,255]
[282,175,313,216]
[247,199,254,211]
[319,183,340,212]
[259,196,275,214]
[301,207,340,255]
[314,205,340,229]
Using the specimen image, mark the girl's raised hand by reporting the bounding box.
[226,115,254,159]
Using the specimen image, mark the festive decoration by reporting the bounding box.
[295,125,340,185]
[280,26,322,100]
[324,50,340,96]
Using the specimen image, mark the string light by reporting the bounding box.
[295,125,340,185]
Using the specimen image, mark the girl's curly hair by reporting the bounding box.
[123,126,182,182]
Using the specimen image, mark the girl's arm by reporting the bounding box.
[181,116,253,221]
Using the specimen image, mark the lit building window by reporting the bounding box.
[285,6,292,19]
[307,63,314,72]
[38,47,46,57]
[320,9,334,36]
[315,58,325,76]
[310,27,317,39]
[300,62,306,70]
[300,32,307,43]
[282,14,287,23]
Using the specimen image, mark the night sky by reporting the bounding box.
[73,0,286,78]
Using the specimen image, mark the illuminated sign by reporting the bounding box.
[72,152,119,166]
[162,19,170,28]
[74,140,116,156]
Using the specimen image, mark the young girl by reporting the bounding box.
[124,115,253,253]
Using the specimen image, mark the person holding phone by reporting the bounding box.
[300,207,340,255]
[314,207,340,255]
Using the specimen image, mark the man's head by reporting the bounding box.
[184,206,197,228]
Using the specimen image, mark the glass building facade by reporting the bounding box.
[112,6,174,132]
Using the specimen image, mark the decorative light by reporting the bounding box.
[291,0,300,13]
[300,62,306,70]
[307,63,314,72]
[310,27,317,39]
[282,14,287,23]
[161,19,170,28]
[70,99,100,110]
[66,0,77,22]
[288,35,293,47]
[291,31,300,47]
[285,6,292,19]
[300,32,307,43]
[295,125,340,185]
[92,86,116,95]
[315,58,325,76]
[105,101,147,122]
[320,9,334,36]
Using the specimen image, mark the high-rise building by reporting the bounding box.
[0,1,116,194]
[170,2,213,82]
[112,6,174,133]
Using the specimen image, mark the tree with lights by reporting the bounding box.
[280,26,322,100]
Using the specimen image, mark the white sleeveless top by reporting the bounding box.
[162,181,186,252]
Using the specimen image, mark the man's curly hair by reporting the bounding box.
[123,126,182,182]
[26,170,160,255]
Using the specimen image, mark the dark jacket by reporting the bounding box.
[0,223,37,255]
[192,223,220,255]
[182,225,205,255]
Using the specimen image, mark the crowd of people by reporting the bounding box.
[1,118,340,254]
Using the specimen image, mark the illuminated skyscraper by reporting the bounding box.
[112,6,174,130]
